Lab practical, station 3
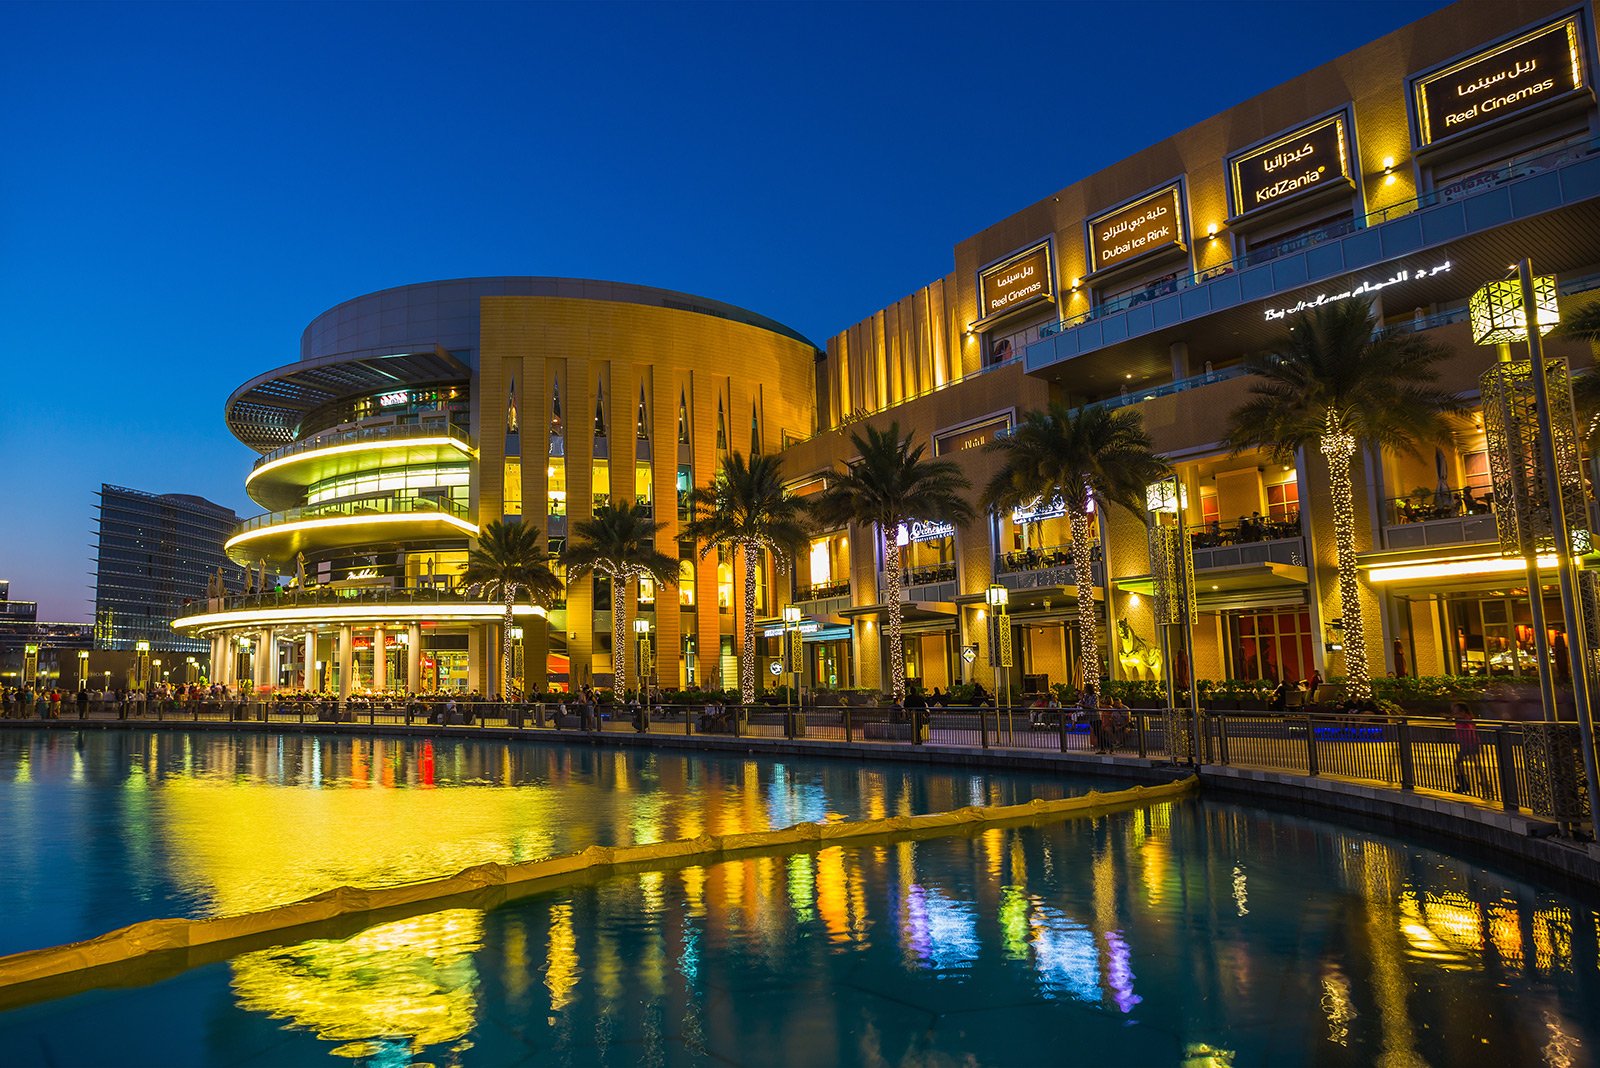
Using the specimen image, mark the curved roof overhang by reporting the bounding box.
[173,602,547,636]
[226,347,472,452]
[224,511,479,565]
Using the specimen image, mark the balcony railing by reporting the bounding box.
[234,494,471,537]
[1386,487,1493,526]
[794,579,851,602]
[879,563,958,595]
[1190,516,1301,549]
[251,421,473,476]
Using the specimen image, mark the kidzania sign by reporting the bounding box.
[1229,114,1352,217]
[1414,16,1586,145]
[979,243,1054,318]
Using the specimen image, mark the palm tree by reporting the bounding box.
[811,422,973,705]
[461,520,563,699]
[1226,298,1458,699]
[563,501,678,694]
[683,451,811,705]
[982,404,1169,694]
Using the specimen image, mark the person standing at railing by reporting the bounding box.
[1452,702,1484,796]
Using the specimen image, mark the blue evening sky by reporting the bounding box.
[0,0,1449,622]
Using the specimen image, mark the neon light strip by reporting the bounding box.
[247,435,475,486]
[1365,554,1557,583]
[173,603,548,633]
[225,511,479,553]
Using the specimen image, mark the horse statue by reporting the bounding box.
[1116,618,1163,682]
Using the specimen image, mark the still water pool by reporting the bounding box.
[0,730,1596,1067]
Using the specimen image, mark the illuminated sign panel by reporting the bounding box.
[1087,184,1186,272]
[935,416,1010,456]
[1262,259,1452,321]
[978,243,1054,320]
[1229,114,1352,217]
[1414,17,1586,145]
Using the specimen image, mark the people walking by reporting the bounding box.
[1452,701,1484,796]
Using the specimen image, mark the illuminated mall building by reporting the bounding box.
[181,0,1600,696]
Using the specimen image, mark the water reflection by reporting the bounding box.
[0,730,1086,954]
[96,803,1588,1065]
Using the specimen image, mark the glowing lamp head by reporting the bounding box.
[634,618,650,636]
[1470,276,1559,345]
[782,605,802,624]
[985,584,1009,608]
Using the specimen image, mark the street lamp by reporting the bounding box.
[634,618,652,712]
[783,605,803,708]
[1474,259,1600,830]
[985,585,1012,731]
[134,640,150,691]
[510,626,524,699]
[1147,475,1199,765]
[76,650,89,690]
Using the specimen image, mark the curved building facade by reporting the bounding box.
[177,278,819,696]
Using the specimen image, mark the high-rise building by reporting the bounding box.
[0,579,93,688]
[94,485,245,653]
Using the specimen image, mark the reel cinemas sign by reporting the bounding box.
[979,243,1054,318]
[1229,114,1352,217]
[1088,184,1186,271]
[1414,16,1585,145]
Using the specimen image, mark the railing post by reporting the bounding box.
[912,708,923,746]
[1135,712,1147,758]
[1216,715,1230,765]
[1305,714,1319,776]
[1495,727,1519,811]
[685,705,693,737]
[980,705,989,749]
[842,705,852,744]
[733,706,742,739]
[1059,710,1069,753]
[1397,718,1415,790]
[785,706,795,740]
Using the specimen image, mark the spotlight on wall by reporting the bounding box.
[1206,223,1219,239]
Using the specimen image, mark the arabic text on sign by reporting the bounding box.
[1416,19,1582,143]
[1261,260,1452,321]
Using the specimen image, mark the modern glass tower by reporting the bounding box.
[94,485,245,653]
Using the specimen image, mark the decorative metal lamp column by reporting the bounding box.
[634,618,652,706]
[1473,261,1599,828]
[76,649,89,691]
[1147,476,1199,765]
[134,640,151,691]
[509,626,524,699]
[783,605,803,708]
[986,584,1012,734]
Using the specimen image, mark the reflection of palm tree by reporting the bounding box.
[563,503,677,693]
[1227,299,1457,699]
[683,452,810,705]
[984,405,1167,692]
[811,423,972,705]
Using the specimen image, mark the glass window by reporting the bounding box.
[547,458,566,517]
[1265,478,1298,523]
[592,463,610,510]
[503,460,522,516]
[679,558,696,606]
[635,461,652,506]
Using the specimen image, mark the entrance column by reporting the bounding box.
[373,626,388,692]
[337,625,353,704]
[303,631,316,689]
[210,636,223,686]
[467,626,484,694]
[407,625,422,693]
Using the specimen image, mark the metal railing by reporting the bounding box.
[251,421,473,476]
[234,493,471,536]
[7,700,1568,822]
[794,579,850,602]
[1189,517,1301,549]
[1385,486,1494,526]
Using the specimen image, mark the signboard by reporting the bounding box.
[1229,114,1352,217]
[896,519,956,545]
[1414,16,1585,145]
[1261,259,1452,322]
[769,660,783,677]
[978,243,1054,320]
[935,416,1009,456]
[1087,184,1186,272]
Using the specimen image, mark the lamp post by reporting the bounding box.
[986,584,1012,738]
[134,641,150,691]
[236,637,252,695]
[634,618,652,711]
[76,650,89,691]
[1147,476,1200,765]
[1473,259,1600,830]
[783,604,803,709]
[185,656,197,686]
[509,626,524,699]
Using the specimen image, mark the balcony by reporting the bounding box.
[1027,134,1600,375]
[245,421,475,510]
[173,581,554,633]
[878,562,958,603]
[1381,487,1498,550]
[995,543,1104,592]
[226,495,477,563]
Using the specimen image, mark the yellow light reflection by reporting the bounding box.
[544,903,578,1011]
[230,908,484,1056]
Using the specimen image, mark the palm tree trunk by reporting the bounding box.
[502,586,516,700]
[612,572,628,694]
[1320,425,1370,699]
[740,544,758,705]
[884,533,906,705]
[1070,507,1100,693]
